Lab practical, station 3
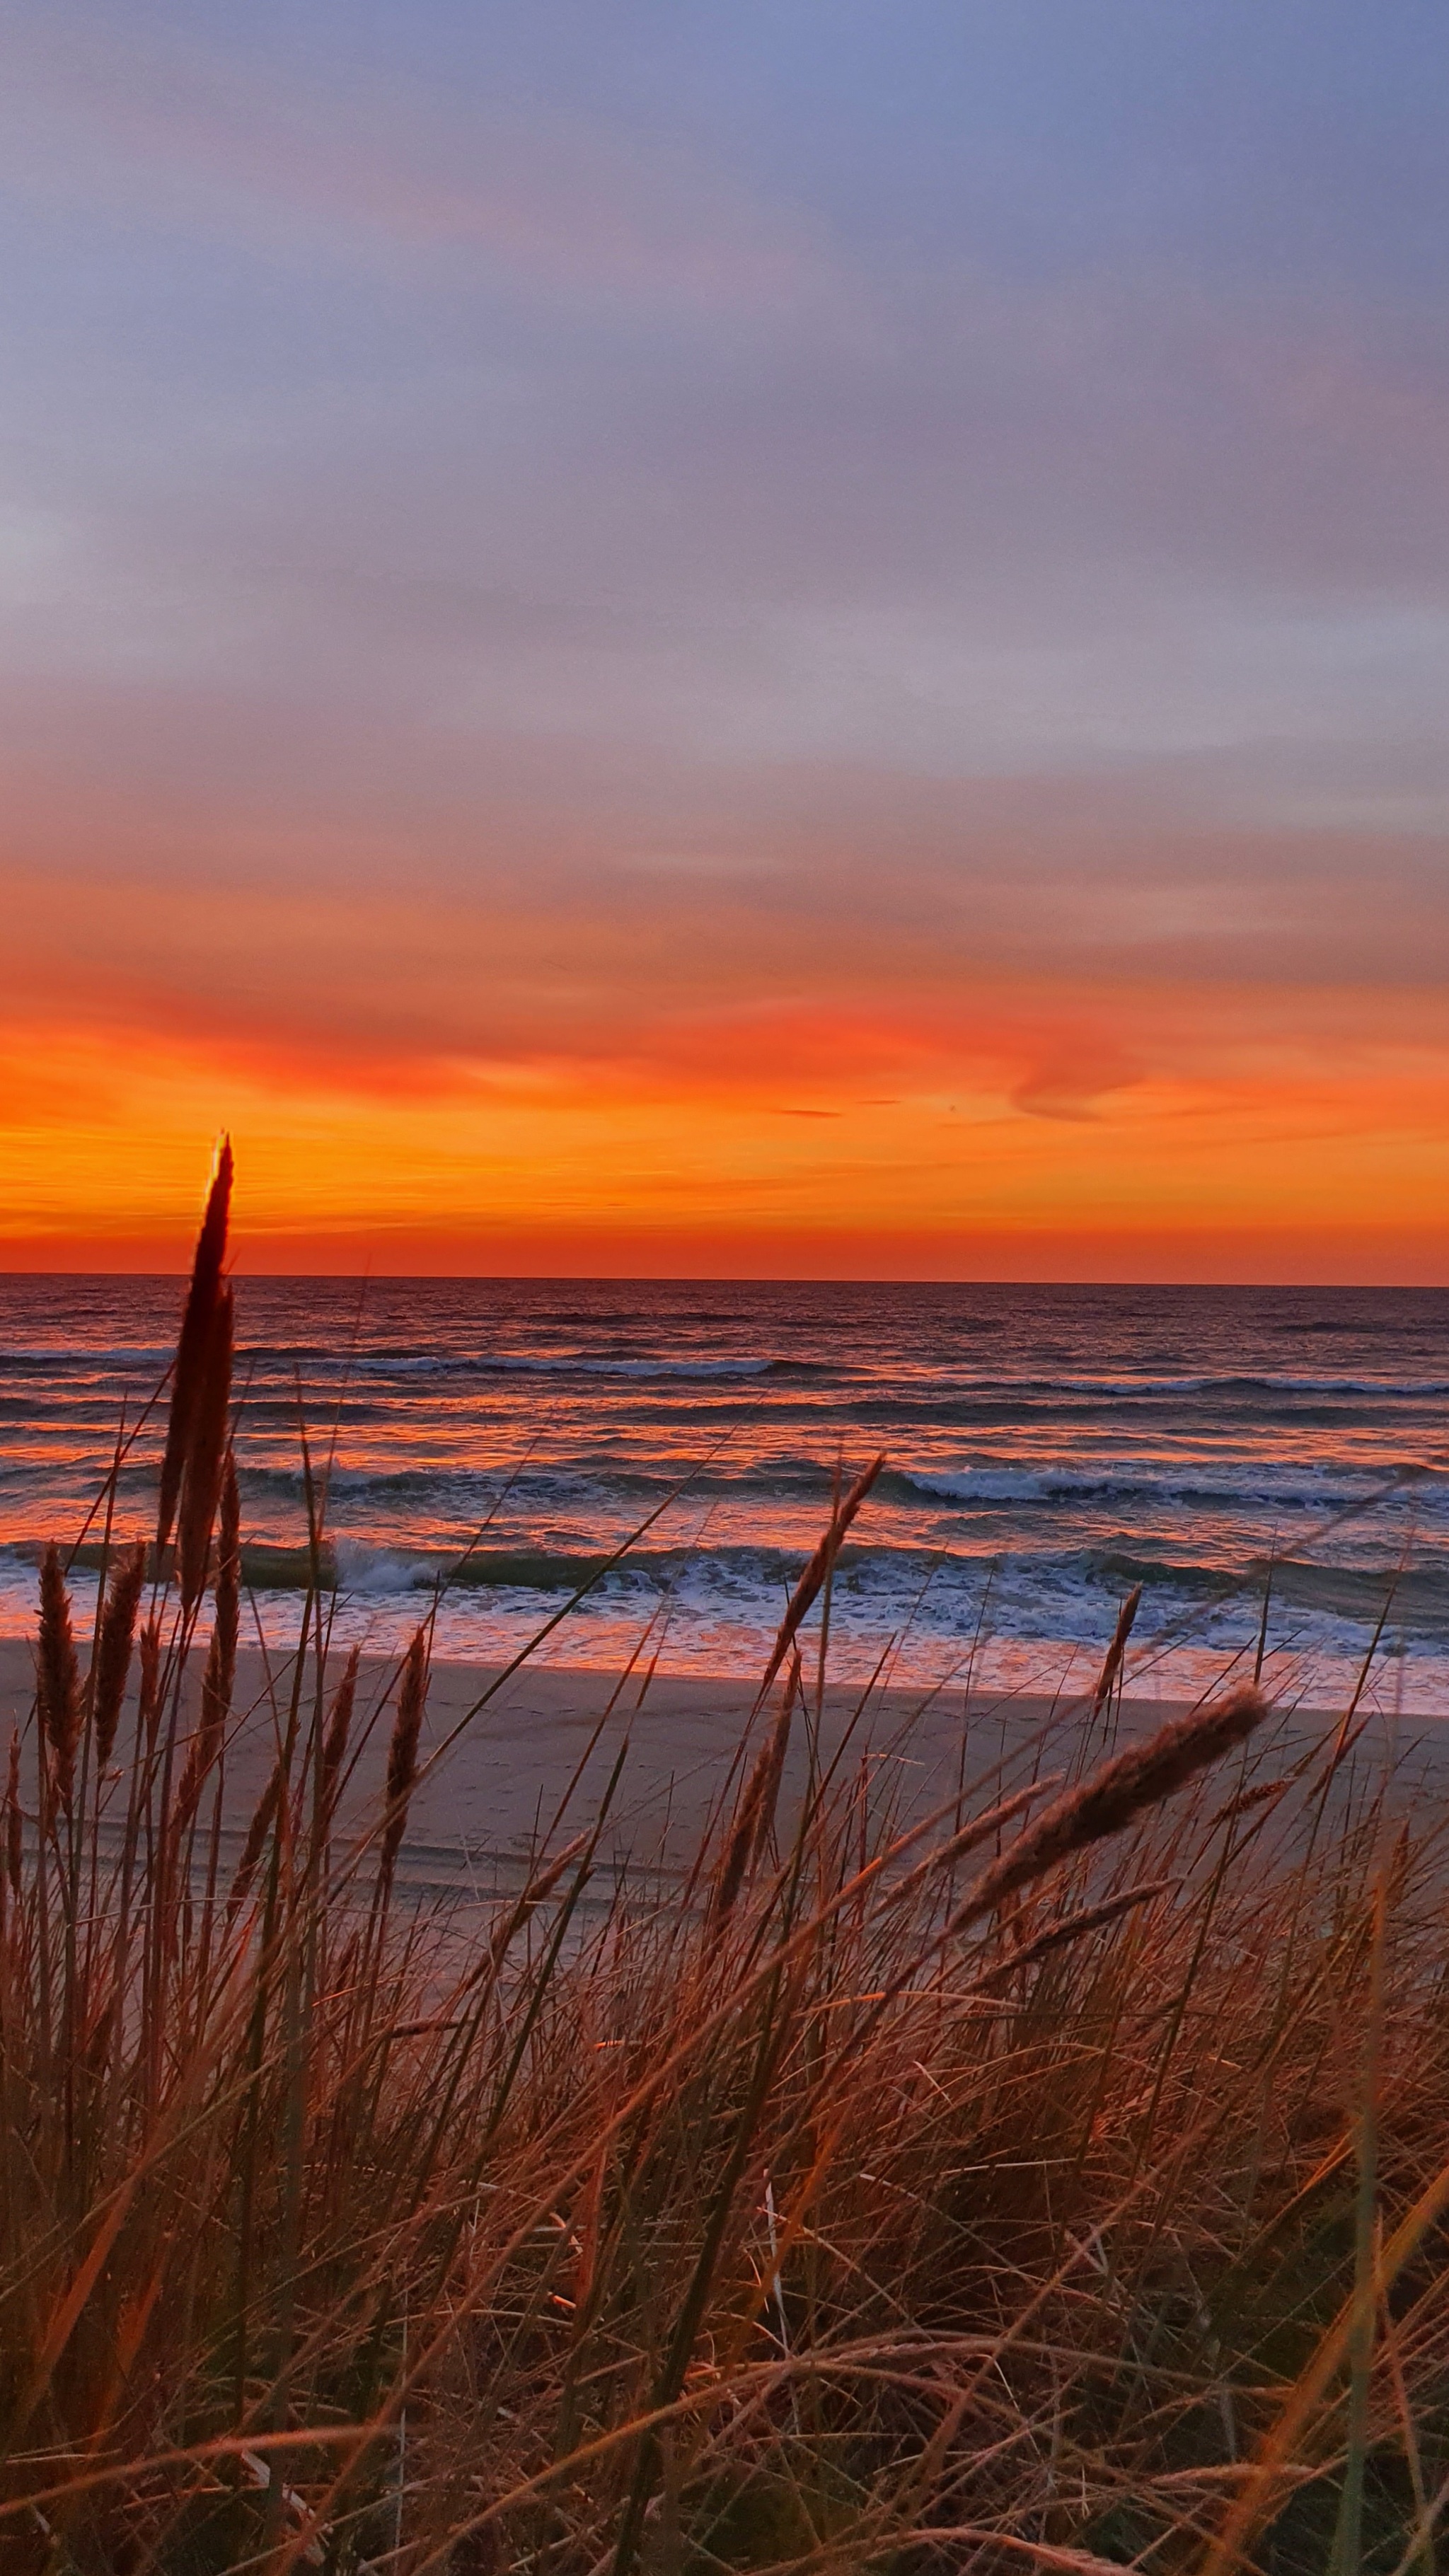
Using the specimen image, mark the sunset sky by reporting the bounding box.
[3,3,1447,1278]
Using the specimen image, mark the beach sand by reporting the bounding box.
[4,1636,1443,1910]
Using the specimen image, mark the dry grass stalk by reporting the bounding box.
[4,1731,19,1898]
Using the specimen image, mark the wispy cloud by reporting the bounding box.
[0,8,830,313]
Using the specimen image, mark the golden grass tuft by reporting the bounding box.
[1,1155,1446,2576]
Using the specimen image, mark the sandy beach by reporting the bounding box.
[4,1635,1443,1907]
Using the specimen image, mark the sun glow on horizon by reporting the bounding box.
[5,961,1448,1282]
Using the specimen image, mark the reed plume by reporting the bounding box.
[379,1627,428,1890]
[178,1289,234,1610]
[884,1772,1065,1917]
[306,1644,359,1880]
[1207,1774,1287,1833]
[167,1731,220,1868]
[486,1830,593,1968]
[136,1612,163,1755]
[947,1682,1269,1936]
[91,1540,146,1772]
[226,1763,282,1926]
[1090,1580,1141,1720]
[171,1456,241,1851]
[750,1648,800,1864]
[319,1644,359,1830]
[156,1135,233,1555]
[199,1454,241,1730]
[37,1542,81,1811]
[977,1876,1174,1985]
[758,1452,885,1699]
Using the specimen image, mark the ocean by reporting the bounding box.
[2,1275,1447,1710]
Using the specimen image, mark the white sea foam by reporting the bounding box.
[332,1537,435,1595]
[901,1461,1442,1511]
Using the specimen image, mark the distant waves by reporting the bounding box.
[1,1273,1445,1703]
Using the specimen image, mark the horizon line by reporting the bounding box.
[3,1266,1446,1295]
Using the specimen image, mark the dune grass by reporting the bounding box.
[3,1156,1448,2574]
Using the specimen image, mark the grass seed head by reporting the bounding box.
[178,1288,234,1610]
[381,1626,429,1880]
[950,1682,1269,1934]
[156,1135,233,1554]
[226,1763,282,1925]
[321,1644,360,1820]
[759,1452,885,1700]
[92,1540,146,1772]
[1090,1581,1142,1719]
[37,1542,81,1810]
[200,1452,241,1732]
[137,1612,163,1754]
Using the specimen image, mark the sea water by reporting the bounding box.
[1,1276,1446,1710]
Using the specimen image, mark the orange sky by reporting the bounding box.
[4,863,1447,1279]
